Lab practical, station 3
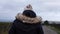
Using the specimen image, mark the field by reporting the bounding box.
[0,22,12,34]
[50,24,60,31]
[49,24,60,34]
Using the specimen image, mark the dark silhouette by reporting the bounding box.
[9,4,44,34]
[44,20,49,25]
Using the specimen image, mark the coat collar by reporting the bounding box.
[15,13,42,24]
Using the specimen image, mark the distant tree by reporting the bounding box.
[44,20,49,25]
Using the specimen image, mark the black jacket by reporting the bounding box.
[9,13,44,34]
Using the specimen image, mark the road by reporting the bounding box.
[42,26,58,34]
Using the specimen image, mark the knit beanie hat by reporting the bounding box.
[23,4,36,18]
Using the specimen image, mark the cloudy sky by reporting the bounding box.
[0,0,60,22]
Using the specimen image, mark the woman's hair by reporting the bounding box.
[22,10,36,18]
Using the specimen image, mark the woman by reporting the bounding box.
[9,4,44,34]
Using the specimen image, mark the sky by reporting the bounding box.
[0,0,60,22]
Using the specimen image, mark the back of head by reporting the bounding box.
[15,4,42,23]
[23,4,36,18]
[23,10,36,18]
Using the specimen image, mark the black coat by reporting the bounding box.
[9,19,44,34]
[9,12,44,34]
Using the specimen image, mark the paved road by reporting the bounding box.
[42,26,58,34]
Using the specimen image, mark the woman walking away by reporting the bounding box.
[9,4,44,34]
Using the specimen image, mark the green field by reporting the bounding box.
[50,24,60,34]
[45,24,60,34]
[0,22,12,34]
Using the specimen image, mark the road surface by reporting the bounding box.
[42,26,58,34]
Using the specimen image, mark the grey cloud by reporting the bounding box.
[0,0,60,21]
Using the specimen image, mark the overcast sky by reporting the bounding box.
[0,0,60,22]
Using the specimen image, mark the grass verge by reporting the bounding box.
[47,26,60,34]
